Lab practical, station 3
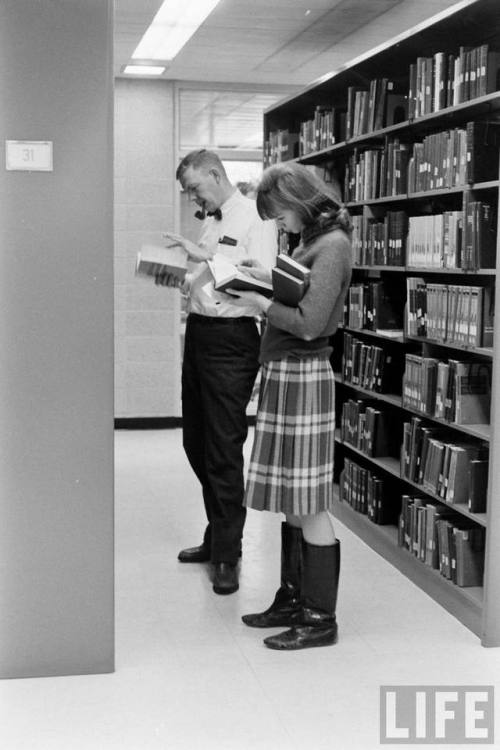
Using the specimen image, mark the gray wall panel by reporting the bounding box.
[0,0,114,678]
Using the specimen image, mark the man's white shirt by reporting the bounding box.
[184,190,277,318]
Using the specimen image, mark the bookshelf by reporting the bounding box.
[264,0,500,645]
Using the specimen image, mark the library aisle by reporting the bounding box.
[1,427,500,750]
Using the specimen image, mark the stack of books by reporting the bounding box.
[406,122,500,193]
[271,253,311,306]
[401,416,488,506]
[341,332,401,393]
[398,495,485,587]
[264,128,300,165]
[405,279,494,347]
[298,105,345,155]
[339,457,399,524]
[340,399,391,457]
[405,204,495,271]
[346,80,407,139]
[402,355,492,424]
[351,211,408,267]
[345,281,404,333]
[408,44,500,118]
[344,139,410,201]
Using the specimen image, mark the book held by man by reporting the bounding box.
[135,243,187,282]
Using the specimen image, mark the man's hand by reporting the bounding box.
[236,258,272,283]
[154,271,181,288]
[162,231,213,262]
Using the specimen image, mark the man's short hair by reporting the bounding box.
[176,149,227,182]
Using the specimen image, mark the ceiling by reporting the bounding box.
[178,89,286,150]
[114,0,463,86]
[114,0,463,151]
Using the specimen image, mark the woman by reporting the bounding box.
[226,161,352,651]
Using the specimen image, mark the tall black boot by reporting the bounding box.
[242,522,302,628]
[264,538,340,650]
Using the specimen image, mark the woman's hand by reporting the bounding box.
[225,288,272,314]
[236,258,272,283]
[162,231,213,262]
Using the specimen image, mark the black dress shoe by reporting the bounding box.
[213,562,239,595]
[177,544,210,563]
[263,622,338,650]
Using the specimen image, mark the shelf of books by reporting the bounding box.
[264,0,500,644]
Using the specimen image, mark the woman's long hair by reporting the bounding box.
[256,162,352,244]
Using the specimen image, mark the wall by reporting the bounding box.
[114,79,182,419]
[0,0,114,677]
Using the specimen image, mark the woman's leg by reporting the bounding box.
[290,511,336,545]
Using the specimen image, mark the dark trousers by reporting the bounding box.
[182,313,260,564]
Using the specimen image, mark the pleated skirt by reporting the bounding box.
[244,355,336,516]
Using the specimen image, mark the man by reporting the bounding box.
[160,149,276,595]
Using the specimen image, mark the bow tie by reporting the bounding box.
[195,207,222,221]
[208,208,222,221]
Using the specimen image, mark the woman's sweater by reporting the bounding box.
[260,227,352,364]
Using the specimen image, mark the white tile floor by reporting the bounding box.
[1,427,499,750]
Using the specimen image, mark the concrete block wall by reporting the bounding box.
[114,79,182,418]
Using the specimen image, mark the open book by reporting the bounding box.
[272,253,311,306]
[135,243,187,282]
[207,254,273,297]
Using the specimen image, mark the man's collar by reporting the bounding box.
[195,188,240,221]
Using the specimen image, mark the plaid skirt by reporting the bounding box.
[245,355,335,516]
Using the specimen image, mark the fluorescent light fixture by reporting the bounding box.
[123,65,166,76]
[132,0,222,61]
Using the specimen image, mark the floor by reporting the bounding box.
[1,427,499,750]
